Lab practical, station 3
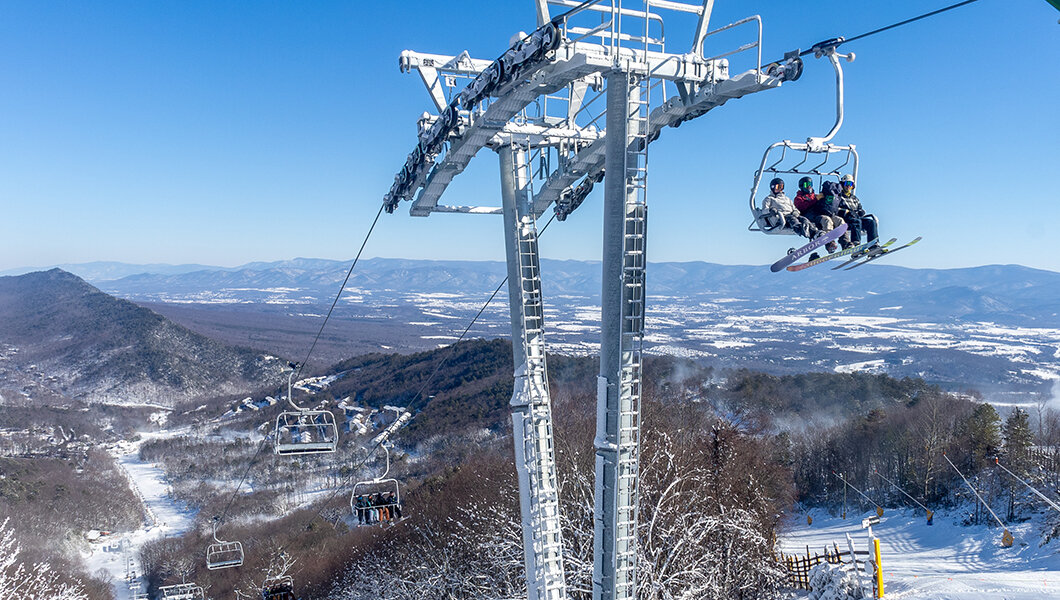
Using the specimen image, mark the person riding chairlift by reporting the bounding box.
[794,176,848,253]
[836,174,880,250]
[762,177,819,240]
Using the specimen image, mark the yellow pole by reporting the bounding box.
[873,537,884,597]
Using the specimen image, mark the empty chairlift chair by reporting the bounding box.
[261,575,296,600]
[158,583,205,600]
[205,516,244,570]
[351,442,404,525]
[748,42,859,234]
[274,363,339,455]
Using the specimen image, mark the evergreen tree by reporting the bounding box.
[1003,407,1034,476]
[958,403,1001,471]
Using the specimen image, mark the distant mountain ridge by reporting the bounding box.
[2,260,1057,402]
[56,257,1060,327]
[0,269,277,406]
[9,257,1059,305]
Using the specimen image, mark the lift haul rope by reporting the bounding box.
[213,0,991,550]
[289,214,559,533]
[804,0,982,56]
[216,205,385,526]
[785,0,982,61]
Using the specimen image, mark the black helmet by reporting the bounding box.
[769,177,784,189]
[798,176,813,190]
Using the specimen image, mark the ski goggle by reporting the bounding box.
[799,181,813,190]
[770,182,784,189]
[841,180,855,187]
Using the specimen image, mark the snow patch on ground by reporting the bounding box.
[781,509,1060,600]
[82,432,197,600]
[835,360,887,374]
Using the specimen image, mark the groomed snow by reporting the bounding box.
[82,433,198,600]
[781,508,1060,599]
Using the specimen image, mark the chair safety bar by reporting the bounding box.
[206,540,244,570]
[274,410,339,455]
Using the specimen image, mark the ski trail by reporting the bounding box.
[82,432,198,600]
[781,508,1060,599]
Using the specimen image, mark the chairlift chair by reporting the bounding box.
[158,583,205,600]
[273,363,338,455]
[261,575,296,600]
[205,517,244,570]
[749,42,859,234]
[351,443,404,524]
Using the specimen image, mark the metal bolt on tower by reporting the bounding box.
[381,2,801,599]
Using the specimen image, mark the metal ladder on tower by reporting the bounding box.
[612,28,651,600]
[511,139,567,600]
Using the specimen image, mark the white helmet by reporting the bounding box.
[840,174,855,184]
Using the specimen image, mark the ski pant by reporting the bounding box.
[767,210,814,240]
[846,214,878,245]
[812,214,853,248]
[776,213,819,239]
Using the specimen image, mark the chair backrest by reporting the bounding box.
[274,410,339,455]
[206,540,244,570]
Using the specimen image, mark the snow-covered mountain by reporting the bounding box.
[7,259,1059,402]
[68,258,1060,327]
[0,269,277,407]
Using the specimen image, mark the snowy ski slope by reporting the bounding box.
[781,509,1060,599]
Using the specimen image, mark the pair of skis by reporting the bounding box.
[784,236,922,272]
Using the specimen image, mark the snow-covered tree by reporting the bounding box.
[329,399,790,600]
[0,518,88,600]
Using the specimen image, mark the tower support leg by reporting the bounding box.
[499,142,567,600]
[593,70,647,600]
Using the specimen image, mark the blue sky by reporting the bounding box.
[1,1,1057,272]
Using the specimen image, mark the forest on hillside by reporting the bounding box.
[117,339,1060,600]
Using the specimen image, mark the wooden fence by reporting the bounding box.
[777,543,870,590]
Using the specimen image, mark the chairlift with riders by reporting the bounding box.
[273,362,339,455]
[351,442,403,525]
[749,39,858,235]
[261,575,296,600]
[205,516,244,570]
[158,583,205,600]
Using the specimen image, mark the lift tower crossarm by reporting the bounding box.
[543,67,783,217]
[391,42,731,217]
[381,5,797,600]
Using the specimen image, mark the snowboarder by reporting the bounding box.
[387,492,403,519]
[836,174,879,248]
[355,494,368,524]
[762,177,819,239]
[794,177,846,252]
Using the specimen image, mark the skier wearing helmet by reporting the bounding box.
[793,176,845,252]
[762,177,819,239]
[836,174,879,248]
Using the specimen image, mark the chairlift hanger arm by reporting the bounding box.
[542,67,783,217]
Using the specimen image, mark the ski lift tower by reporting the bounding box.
[382,2,801,599]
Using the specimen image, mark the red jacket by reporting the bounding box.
[794,190,822,213]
